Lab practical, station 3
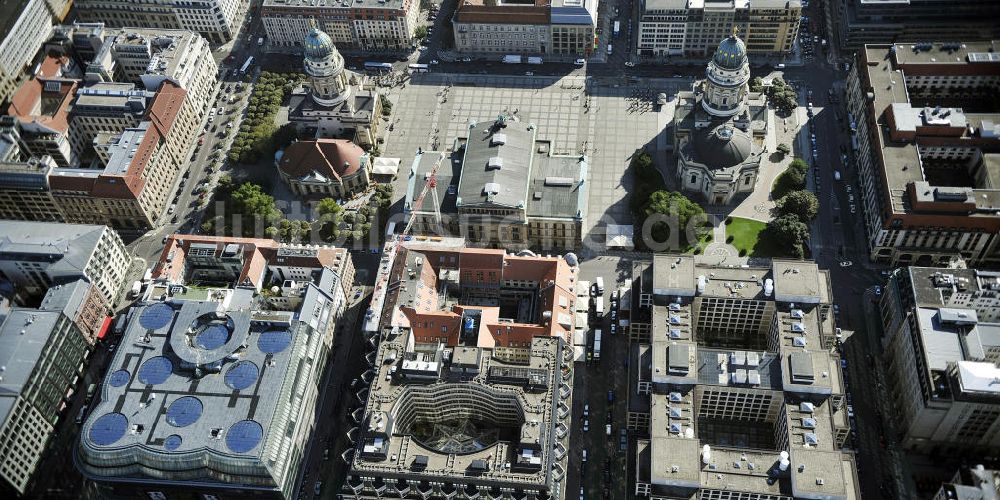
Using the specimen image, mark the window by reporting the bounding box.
[690,174,698,184]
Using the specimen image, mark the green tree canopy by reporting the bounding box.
[764,214,810,258]
[749,76,764,93]
[774,190,819,222]
[231,183,280,222]
[643,191,705,245]
[317,198,343,216]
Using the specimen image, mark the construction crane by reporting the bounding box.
[400,151,446,239]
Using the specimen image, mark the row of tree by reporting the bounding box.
[227,72,303,165]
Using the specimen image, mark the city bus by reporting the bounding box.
[364,61,393,73]
[408,63,430,73]
[239,56,254,75]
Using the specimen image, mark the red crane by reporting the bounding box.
[400,151,446,239]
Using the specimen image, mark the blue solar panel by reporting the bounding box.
[138,356,173,385]
[258,329,292,354]
[139,303,174,330]
[226,420,263,454]
[225,361,259,391]
[89,413,128,446]
[109,370,130,387]
[196,324,229,350]
[163,434,183,451]
[165,396,203,427]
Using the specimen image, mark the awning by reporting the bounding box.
[606,224,635,249]
[96,316,113,340]
[372,157,400,176]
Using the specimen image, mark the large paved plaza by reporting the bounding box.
[382,73,692,254]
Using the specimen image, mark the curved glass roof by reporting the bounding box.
[165,396,203,427]
[89,413,128,446]
[225,361,259,391]
[258,329,292,354]
[138,356,173,385]
[226,420,264,454]
[163,434,183,451]
[195,323,229,350]
[139,303,174,330]
[109,370,130,387]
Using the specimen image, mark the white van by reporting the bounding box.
[582,449,588,463]
[834,171,841,181]
[606,44,613,55]
[595,277,605,295]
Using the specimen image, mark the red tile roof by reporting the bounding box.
[278,139,366,181]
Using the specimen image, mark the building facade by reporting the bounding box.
[0,221,128,310]
[828,0,1000,51]
[68,82,153,160]
[638,0,800,58]
[0,280,99,495]
[74,0,251,43]
[672,34,767,205]
[277,138,372,199]
[452,0,598,56]
[404,115,589,250]
[626,256,858,499]
[879,267,1000,456]
[287,25,381,147]
[0,0,55,106]
[261,0,419,51]
[846,41,1000,267]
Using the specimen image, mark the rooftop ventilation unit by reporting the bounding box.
[491,133,507,146]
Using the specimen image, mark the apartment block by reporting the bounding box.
[453,0,598,56]
[0,220,128,310]
[5,54,79,167]
[404,115,589,250]
[342,240,576,498]
[0,279,103,495]
[261,0,420,52]
[0,0,55,106]
[846,41,1000,268]
[74,0,252,44]
[638,0,801,58]
[828,0,1000,51]
[626,255,858,499]
[879,267,1000,456]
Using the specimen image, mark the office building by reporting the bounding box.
[74,0,251,44]
[76,235,354,499]
[261,0,420,52]
[626,255,859,499]
[672,33,768,205]
[0,221,128,310]
[0,0,56,106]
[638,0,801,58]
[287,24,381,148]
[878,267,1000,456]
[846,41,1000,268]
[404,115,589,250]
[452,0,598,56]
[828,0,1000,51]
[68,82,153,161]
[277,138,372,199]
[6,54,79,167]
[342,240,576,498]
[932,464,999,500]
[0,279,104,495]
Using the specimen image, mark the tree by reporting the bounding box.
[772,158,809,199]
[776,143,790,155]
[231,183,280,222]
[749,76,764,93]
[379,95,393,116]
[630,150,661,186]
[317,198,343,216]
[764,215,810,258]
[774,190,819,222]
[415,26,428,39]
[643,191,705,245]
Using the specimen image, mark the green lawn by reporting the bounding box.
[685,229,713,254]
[725,217,788,257]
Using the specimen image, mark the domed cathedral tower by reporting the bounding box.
[701,29,751,118]
[303,19,351,108]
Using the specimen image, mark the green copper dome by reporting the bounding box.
[304,26,334,60]
[712,34,747,71]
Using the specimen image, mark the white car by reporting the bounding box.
[461,57,472,62]
[839,261,852,267]
[430,59,439,65]
[574,58,586,66]
[525,71,534,76]
[418,46,428,51]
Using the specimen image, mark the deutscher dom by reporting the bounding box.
[672,31,769,205]
[287,21,381,148]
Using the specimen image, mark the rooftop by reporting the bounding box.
[0,221,109,278]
